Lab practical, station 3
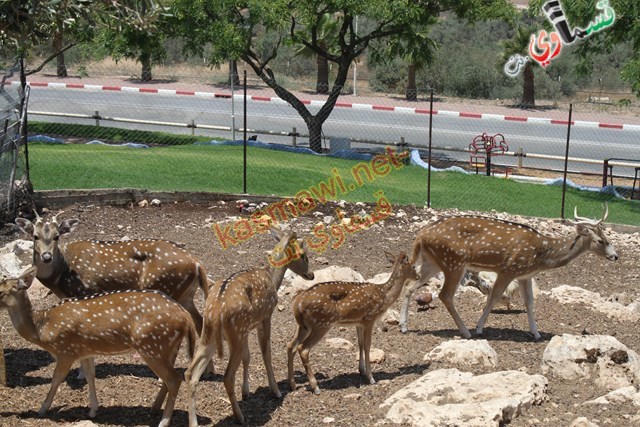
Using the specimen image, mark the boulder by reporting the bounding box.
[549,285,640,322]
[424,339,498,368]
[541,334,640,391]
[380,368,547,426]
[325,338,354,351]
[583,385,640,406]
[282,266,364,296]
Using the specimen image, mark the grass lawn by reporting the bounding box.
[28,142,639,225]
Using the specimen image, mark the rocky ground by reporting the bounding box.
[0,198,639,426]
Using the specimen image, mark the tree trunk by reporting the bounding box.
[521,62,535,107]
[140,53,152,82]
[308,117,323,153]
[53,31,67,78]
[406,63,417,101]
[316,55,329,94]
[229,60,240,86]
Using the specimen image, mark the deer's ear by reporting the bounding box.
[575,223,591,236]
[270,226,284,241]
[384,251,396,264]
[14,218,34,236]
[58,219,80,235]
[17,267,37,290]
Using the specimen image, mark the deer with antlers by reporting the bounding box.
[185,227,314,425]
[14,211,209,332]
[399,205,618,340]
[287,251,418,395]
[0,266,196,427]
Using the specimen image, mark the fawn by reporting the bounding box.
[287,251,418,394]
[185,227,315,425]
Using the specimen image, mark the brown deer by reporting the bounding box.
[287,251,418,394]
[0,266,196,427]
[185,227,314,425]
[399,205,618,340]
[14,211,209,332]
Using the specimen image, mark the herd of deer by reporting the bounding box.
[0,205,617,426]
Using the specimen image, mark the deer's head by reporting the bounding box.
[385,251,419,285]
[15,212,80,265]
[269,227,314,280]
[0,267,37,309]
[569,204,618,261]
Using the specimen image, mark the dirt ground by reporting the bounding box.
[0,199,638,427]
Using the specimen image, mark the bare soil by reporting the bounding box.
[0,199,639,426]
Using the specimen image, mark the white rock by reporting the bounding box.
[322,417,335,423]
[283,266,364,297]
[325,337,354,351]
[424,339,498,367]
[380,368,547,426]
[549,285,640,321]
[383,309,400,325]
[367,272,390,284]
[583,386,640,406]
[367,348,385,364]
[541,334,640,391]
[570,417,600,427]
[323,216,334,224]
[150,198,161,207]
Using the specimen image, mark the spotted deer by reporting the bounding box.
[399,205,618,340]
[0,266,196,427]
[14,212,209,332]
[287,251,417,395]
[185,227,314,425]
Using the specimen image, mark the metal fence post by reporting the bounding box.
[292,127,297,147]
[560,104,573,220]
[94,110,100,127]
[602,159,609,187]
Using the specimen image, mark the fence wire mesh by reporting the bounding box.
[8,61,640,225]
[0,70,33,225]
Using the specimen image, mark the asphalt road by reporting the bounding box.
[28,87,640,179]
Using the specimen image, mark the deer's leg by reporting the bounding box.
[240,337,250,400]
[151,341,181,413]
[356,326,365,375]
[362,324,375,385]
[400,259,439,333]
[185,340,218,427]
[518,277,541,340]
[39,358,75,415]
[0,338,5,386]
[257,317,282,398]
[80,358,99,418]
[476,275,515,336]
[299,326,330,395]
[143,354,182,427]
[287,323,310,391]
[224,338,245,424]
[179,293,204,337]
[438,269,471,338]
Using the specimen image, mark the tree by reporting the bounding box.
[172,0,514,153]
[369,18,439,101]
[501,23,539,106]
[96,1,169,82]
[1,0,94,78]
[530,0,640,96]
[294,13,339,94]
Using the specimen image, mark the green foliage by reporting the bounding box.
[28,122,212,146]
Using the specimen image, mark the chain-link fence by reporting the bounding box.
[9,61,640,225]
[0,67,33,226]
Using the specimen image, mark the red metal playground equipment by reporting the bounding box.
[469,132,511,177]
